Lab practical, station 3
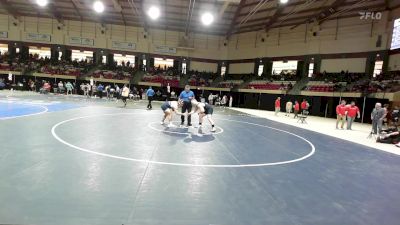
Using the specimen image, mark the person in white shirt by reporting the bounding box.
[160,100,184,127]
[229,95,233,107]
[208,93,214,105]
[285,100,293,117]
[121,85,130,107]
[189,99,216,132]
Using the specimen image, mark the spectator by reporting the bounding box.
[146,86,155,110]
[65,81,73,95]
[97,83,104,98]
[371,103,387,134]
[294,100,300,118]
[346,101,360,130]
[301,99,309,114]
[336,100,347,129]
[285,100,293,117]
[275,97,281,116]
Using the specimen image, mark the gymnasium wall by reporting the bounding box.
[0,14,227,60]
[320,58,367,73]
[227,11,391,60]
[0,9,397,66]
[190,61,218,72]
[388,54,400,71]
[229,62,255,74]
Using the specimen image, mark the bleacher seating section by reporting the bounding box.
[246,80,295,90]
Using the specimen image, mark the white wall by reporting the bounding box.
[190,61,218,72]
[0,8,398,68]
[321,58,366,72]
[229,62,255,74]
[389,54,400,71]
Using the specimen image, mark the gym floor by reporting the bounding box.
[1,91,400,225]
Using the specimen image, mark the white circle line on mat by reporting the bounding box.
[51,112,316,168]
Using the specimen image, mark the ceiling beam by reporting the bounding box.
[127,0,147,31]
[0,0,20,19]
[226,0,246,37]
[289,0,347,29]
[48,2,64,23]
[265,2,284,32]
[70,0,82,20]
[184,0,196,35]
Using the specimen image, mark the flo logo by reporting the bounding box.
[359,11,382,20]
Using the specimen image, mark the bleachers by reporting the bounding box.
[142,73,180,87]
[218,80,243,88]
[247,80,295,90]
[303,81,346,92]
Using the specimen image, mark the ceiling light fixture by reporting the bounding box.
[280,0,289,4]
[147,6,160,20]
[201,12,214,26]
[36,0,48,7]
[93,1,105,13]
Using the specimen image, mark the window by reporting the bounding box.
[102,55,107,64]
[221,66,226,76]
[373,61,383,77]
[272,60,298,76]
[0,44,8,54]
[72,50,93,62]
[154,58,174,70]
[29,46,51,59]
[258,65,264,76]
[182,62,187,74]
[58,52,62,61]
[143,59,147,71]
[308,63,314,77]
[114,54,135,67]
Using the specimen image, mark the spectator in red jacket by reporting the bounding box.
[346,101,360,130]
[336,100,347,129]
[301,99,309,114]
[294,100,300,118]
[275,97,281,116]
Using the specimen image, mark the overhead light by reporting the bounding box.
[36,0,48,7]
[280,0,289,4]
[147,6,160,20]
[93,1,105,13]
[201,12,214,26]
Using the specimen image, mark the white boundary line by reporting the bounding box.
[51,112,316,168]
[147,121,224,135]
[0,102,49,120]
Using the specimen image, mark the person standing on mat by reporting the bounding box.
[146,86,155,110]
[336,100,347,129]
[294,100,300,118]
[179,85,195,127]
[346,101,360,130]
[274,97,281,116]
[189,99,216,132]
[121,85,130,107]
[371,102,386,134]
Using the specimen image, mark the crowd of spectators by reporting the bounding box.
[311,71,364,83]
[187,70,216,87]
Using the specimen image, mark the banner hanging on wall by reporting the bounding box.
[69,37,94,46]
[69,37,81,45]
[26,33,51,42]
[81,38,94,46]
[112,41,136,50]
[0,31,8,38]
[154,46,177,54]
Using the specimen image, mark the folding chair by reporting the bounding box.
[297,111,309,124]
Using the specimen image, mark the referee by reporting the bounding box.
[146,86,155,110]
[179,85,195,127]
